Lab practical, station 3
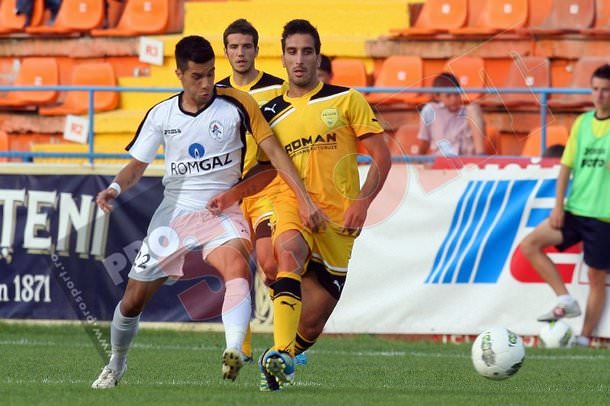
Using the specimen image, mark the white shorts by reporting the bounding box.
[128,200,251,283]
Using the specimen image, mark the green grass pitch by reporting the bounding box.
[1,322,608,405]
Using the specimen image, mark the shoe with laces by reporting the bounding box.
[537,300,582,322]
[222,348,245,381]
[258,349,280,392]
[91,364,126,389]
[263,349,295,386]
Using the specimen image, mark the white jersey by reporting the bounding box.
[126,87,274,208]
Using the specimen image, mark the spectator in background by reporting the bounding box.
[543,144,565,158]
[15,0,61,26]
[317,54,333,84]
[520,63,610,348]
[416,72,486,156]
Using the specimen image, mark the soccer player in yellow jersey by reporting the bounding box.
[218,19,285,361]
[258,19,391,390]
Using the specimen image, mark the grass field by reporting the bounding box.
[1,322,609,405]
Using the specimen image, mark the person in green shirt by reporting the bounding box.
[520,63,610,348]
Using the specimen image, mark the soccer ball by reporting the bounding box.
[539,320,573,348]
[471,327,525,380]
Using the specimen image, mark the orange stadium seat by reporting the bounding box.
[521,125,569,156]
[0,57,59,107]
[520,0,595,34]
[0,130,8,162]
[0,0,44,34]
[443,56,486,102]
[449,0,528,35]
[91,0,169,36]
[549,56,610,108]
[39,62,118,116]
[367,56,424,105]
[330,59,368,88]
[26,0,104,34]
[391,0,467,36]
[581,0,610,35]
[389,124,420,156]
[480,56,550,107]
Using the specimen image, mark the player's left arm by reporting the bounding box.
[343,133,391,235]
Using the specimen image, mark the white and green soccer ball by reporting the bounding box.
[539,320,573,348]
[471,327,525,380]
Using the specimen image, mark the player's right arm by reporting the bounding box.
[96,158,149,213]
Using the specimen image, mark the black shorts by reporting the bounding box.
[555,211,610,270]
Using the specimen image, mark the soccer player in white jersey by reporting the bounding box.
[91,35,324,389]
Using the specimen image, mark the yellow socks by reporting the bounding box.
[270,272,302,356]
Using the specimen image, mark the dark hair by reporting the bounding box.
[543,144,565,158]
[281,19,321,54]
[223,18,259,48]
[319,54,332,75]
[592,63,610,81]
[432,72,461,89]
[175,35,214,72]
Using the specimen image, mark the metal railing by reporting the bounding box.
[0,85,591,164]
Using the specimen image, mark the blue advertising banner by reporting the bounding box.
[0,169,228,323]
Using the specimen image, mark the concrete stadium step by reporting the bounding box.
[182,0,411,57]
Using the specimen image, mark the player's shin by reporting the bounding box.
[222,278,251,350]
[270,272,302,356]
[109,301,140,372]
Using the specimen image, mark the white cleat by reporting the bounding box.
[222,348,245,381]
[91,365,126,389]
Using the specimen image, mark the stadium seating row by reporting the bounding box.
[388,122,569,157]
[356,55,609,107]
[0,0,176,36]
[0,58,118,115]
[391,0,610,37]
[3,53,606,116]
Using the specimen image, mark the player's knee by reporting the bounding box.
[259,258,277,282]
[519,236,540,258]
[120,298,144,317]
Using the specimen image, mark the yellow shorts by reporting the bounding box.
[272,194,355,275]
[241,178,282,238]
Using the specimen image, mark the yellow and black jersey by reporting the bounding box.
[218,71,285,173]
[262,81,384,222]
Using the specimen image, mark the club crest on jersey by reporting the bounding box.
[321,108,338,128]
[209,120,224,141]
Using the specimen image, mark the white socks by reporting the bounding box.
[557,294,575,306]
[221,278,251,351]
[108,302,140,372]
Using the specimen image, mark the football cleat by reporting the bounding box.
[263,349,295,386]
[537,301,582,322]
[294,351,308,366]
[222,348,245,381]
[91,364,127,389]
[258,349,280,392]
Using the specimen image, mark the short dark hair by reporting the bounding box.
[543,144,565,158]
[281,19,321,54]
[432,72,461,89]
[223,18,259,48]
[175,35,214,72]
[592,63,610,81]
[319,54,332,75]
